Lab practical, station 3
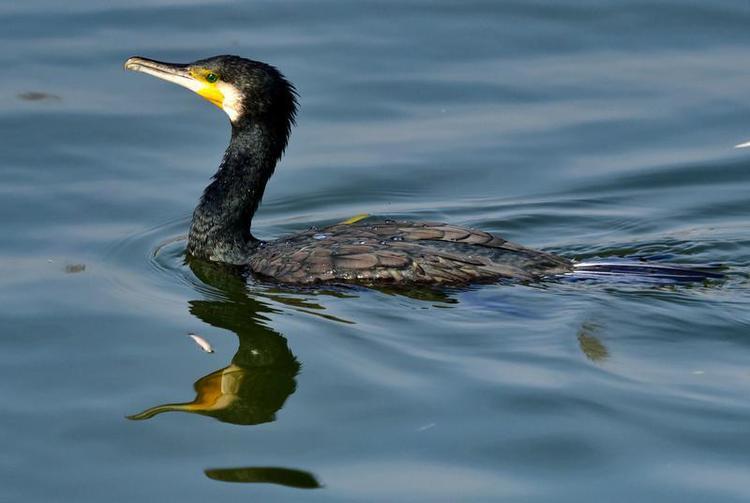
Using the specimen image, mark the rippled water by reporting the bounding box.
[3,1,750,501]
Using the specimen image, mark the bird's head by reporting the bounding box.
[124,55,297,129]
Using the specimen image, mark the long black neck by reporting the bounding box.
[187,122,284,264]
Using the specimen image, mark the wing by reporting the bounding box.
[248,220,572,284]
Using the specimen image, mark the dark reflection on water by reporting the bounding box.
[204,466,321,489]
[126,257,320,489]
[129,260,300,425]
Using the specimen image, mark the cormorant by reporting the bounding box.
[122,55,616,284]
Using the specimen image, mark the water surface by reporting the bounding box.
[2,1,750,501]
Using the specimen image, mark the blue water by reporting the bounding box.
[2,1,750,501]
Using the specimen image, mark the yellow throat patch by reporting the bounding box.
[190,68,225,109]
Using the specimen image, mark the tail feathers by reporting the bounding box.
[571,260,725,283]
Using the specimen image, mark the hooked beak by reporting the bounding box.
[124,56,203,94]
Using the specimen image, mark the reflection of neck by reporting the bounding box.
[187,122,282,263]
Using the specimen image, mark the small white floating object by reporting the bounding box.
[188,333,214,353]
[735,140,750,148]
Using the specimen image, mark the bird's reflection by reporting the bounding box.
[126,254,466,427]
[128,259,300,425]
[204,466,321,488]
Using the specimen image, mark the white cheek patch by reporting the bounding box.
[217,82,243,122]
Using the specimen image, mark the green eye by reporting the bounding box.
[206,73,218,83]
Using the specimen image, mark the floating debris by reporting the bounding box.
[313,233,327,240]
[417,422,436,432]
[188,333,214,353]
[18,91,61,102]
[64,264,86,274]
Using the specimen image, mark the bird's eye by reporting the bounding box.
[206,73,218,83]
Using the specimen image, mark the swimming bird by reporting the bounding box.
[123,55,641,285]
